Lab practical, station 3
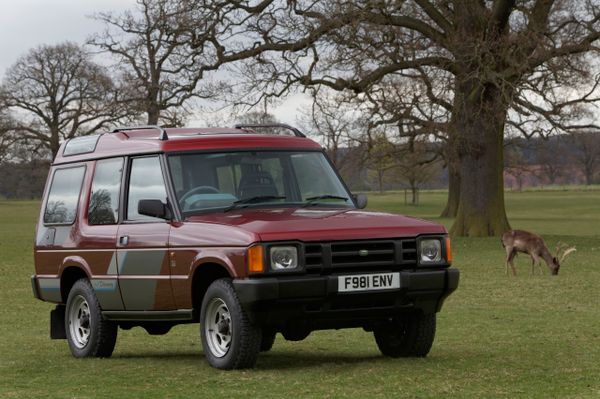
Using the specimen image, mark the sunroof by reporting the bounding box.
[63,135,101,156]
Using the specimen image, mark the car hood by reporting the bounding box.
[185,207,446,242]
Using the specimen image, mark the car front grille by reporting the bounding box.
[303,238,417,274]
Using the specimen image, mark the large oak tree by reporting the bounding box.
[209,0,600,236]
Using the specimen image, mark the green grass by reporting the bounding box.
[1,193,600,398]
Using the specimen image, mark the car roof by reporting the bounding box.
[53,127,323,165]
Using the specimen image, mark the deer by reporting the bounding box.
[501,230,576,276]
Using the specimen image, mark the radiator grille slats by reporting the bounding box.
[302,238,417,274]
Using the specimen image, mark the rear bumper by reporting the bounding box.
[233,268,459,328]
[31,275,41,300]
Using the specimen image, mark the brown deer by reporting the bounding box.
[501,230,576,276]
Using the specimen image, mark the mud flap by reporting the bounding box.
[50,305,66,339]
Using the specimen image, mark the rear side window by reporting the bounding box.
[44,166,86,224]
[88,158,123,225]
[127,156,168,221]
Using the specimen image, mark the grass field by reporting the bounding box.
[1,191,600,398]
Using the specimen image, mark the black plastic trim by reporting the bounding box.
[234,268,459,309]
[102,309,194,321]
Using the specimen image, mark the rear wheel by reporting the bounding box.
[65,279,117,358]
[200,278,261,369]
[374,313,436,358]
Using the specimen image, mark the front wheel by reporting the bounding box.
[260,329,277,352]
[200,278,261,369]
[373,313,436,358]
[65,279,117,358]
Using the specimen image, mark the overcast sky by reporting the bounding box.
[0,0,306,125]
[0,0,136,77]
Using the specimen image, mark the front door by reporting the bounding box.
[117,155,175,310]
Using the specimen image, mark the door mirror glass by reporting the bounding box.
[138,199,170,220]
[354,193,368,209]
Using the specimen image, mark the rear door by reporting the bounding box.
[116,155,175,310]
[80,157,125,310]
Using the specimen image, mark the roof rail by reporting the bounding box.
[112,125,168,140]
[233,123,306,138]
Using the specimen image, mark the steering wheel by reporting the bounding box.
[180,186,220,203]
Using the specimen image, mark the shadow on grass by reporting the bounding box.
[257,352,385,370]
[113,349,417,370]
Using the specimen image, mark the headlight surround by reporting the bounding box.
[419,239,442,264]
[270,246,299,270]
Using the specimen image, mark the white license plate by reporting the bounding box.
[338,272,400,292]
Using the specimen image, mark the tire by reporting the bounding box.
[65,278,118,358]
[200,278,261,369]
[373,313,436,358]
[260,329,277,352]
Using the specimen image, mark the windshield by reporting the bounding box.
[168,151,353,215]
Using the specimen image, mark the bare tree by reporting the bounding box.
[1,42,127,157]
[89,0,210,125]
[212,0,600,236]
[235,111,278,125]
[0,110,17,162]
[505,142,531,192]
[569,131,600,185]
[89,0,277,126]
[535,136,565,185]
[394,140,439,205]
[365,132,398,193]
[298,92,363,170]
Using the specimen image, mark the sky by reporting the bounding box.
[0,0,306,126]
[0,0,132,75]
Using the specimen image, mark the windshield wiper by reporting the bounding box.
[303,195,349,207]
[224,195,286,212]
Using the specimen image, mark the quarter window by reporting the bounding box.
[127,156,168,221]
[44,166,86,224]
[88,158,123,225]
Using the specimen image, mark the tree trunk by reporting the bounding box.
[378,170,384,194]
[147,105,160,125]
[584,163,594,185]
[50,128,61,159]
[450,84,511,237]
[147,84,160,125]
[440,160,460,217]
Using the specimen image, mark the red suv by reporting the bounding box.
[32,124,459,369]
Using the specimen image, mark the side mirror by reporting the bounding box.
[138,199,171,219]
[353,193,368,209]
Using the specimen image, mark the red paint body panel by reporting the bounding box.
[185,208,446,242]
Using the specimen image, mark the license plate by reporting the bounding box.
[338,272,400,292]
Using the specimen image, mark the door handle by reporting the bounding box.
[119,235,129,246]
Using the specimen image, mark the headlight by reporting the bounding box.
[420,239,441,263]
[270,246,298,270]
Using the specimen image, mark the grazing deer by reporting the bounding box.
[501,230,576,276]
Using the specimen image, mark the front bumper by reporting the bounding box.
[233,268,459,328]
